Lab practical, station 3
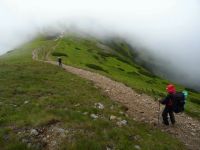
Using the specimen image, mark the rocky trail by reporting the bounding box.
[32,49,200,150]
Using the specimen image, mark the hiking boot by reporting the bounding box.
[171,121,176,126]
[162,121,169,126]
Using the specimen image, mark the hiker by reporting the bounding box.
[58,57,62,67]
[159,84,176,126]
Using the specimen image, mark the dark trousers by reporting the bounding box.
[58,62,62,67]
[162,107,175,125]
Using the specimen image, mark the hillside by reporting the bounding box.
[44,34,200,119]
[0,34,199,149]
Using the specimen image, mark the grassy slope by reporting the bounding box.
[49,35,200,119]
[0,38,185,149]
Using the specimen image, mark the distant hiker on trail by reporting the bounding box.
[159,84,176,126]
[57,57,62,67]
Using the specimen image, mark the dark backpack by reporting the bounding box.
[172,92,186,113]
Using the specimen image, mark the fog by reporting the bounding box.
[1,0,200,90]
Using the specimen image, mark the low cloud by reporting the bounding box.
[0,0,200,90]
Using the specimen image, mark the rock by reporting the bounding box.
[27,143,32,148]
[24,101,29,104]
[110,105,114,110]
[117,117,122,121]
[22,139,29,143]
[51,140,57,146]
[191,132,195,136]
[94,103,104,109]
[90,114,98,119]
[74,103,80,107]
[110,115,117,120]
[3,135,9,141]
[53,127,65,133]
[30,129,39,136]
[119,111,124,115]
[106,147,112,150]
[125,114,129,117]
[116,120,128,127]
[52,127,68,137]
[134,135,141,141]
[121,120,128,125]
[83,112,88,115]
[191,129,196,132]
[134,145,141,150]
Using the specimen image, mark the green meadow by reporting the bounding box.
[0,35,188,149]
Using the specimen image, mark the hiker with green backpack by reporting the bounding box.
[159,84,188,126]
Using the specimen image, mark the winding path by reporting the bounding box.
[33,49,200,150]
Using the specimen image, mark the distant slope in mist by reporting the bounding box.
[33,33,200,119]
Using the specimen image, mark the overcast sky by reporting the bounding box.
[0,0,200,89]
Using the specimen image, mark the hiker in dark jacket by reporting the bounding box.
[159,84,176,126]
[58,57,62,67]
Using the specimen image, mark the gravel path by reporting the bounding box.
[33,49,200,150]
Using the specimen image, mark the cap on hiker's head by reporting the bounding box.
[166,84,176,94]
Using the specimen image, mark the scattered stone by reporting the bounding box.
[134,145,141,150]
[134,135,141,141]
[90,114,98,119]
[22,139,29,143]
[125,114,129,117]
[30,129,39,136]
[42,137,47,141]
[27,143,32,148]
[83,112,88,115]
[94,102,104,109]
[191,132,195,136]
[105,89,110,92]
[3,135,9,141]
[119,111,124,115]
[116,120,128,127]
[51,140,57,146]
[106,147,112,150]
[53,127,68,138]
[110,105,114,110]
[121,120,128,125]
[74,103,80,107]
[117,117,122,121]
[110,115,117,120]
[24,101,29,104]
[191,129,196,132]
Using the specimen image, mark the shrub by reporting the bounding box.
[75,47,81,50]
[138,69,156,78]
[117,67,125,71]
[51,52,68,57]
[190,97,200,105]
[127,71,140,76]
[185,88,199,94]
[86,64,108,73]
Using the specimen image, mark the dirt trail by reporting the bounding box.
[32,49,200,150]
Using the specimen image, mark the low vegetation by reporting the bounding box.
[49,35,200,119]
[0,36,188,149]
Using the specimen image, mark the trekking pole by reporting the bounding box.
[158,101,160,125]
